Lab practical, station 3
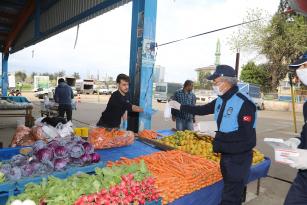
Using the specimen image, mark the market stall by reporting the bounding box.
[0,96,34,127]
[0,126,271,205]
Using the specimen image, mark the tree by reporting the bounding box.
[240,62,271,92]
[198,71,212,90]
[15,71,27,82]
[237,8,307,91]
[73,72,80,79]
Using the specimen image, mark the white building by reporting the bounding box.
[153,65,165,83]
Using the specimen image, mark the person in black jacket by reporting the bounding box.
[54,78,74,121]
[284,53,307,205]
[170,65,257,205]
[96,74,143,129]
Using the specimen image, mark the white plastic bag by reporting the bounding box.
[56,121,74,138]
[35,117,45,126]
[42,125,59,140]
[164,102,172,120]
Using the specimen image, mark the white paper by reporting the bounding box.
[164,102,171,120]
[264,138,299,164]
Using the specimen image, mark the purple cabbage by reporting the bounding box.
[7,167,22,181]
[70,144,84,158]
[90,153,100,163]
[72,136,84,143]
[36,162,54,175]
[0,164,11,176]
[47,140,60,150]
[33,140,47,153]
[21,164,34,177]
[54,158,69,171]
[80,154,92,165]
[36,148,54,162]
[54,146,69,159]
[10,154,28,166]
[70,157,83,165]
[82,142,94,154]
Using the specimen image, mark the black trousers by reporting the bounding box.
[220,151,252,205]
[284,171,307,205]
[58,104,72,121]
[303,101,307,123]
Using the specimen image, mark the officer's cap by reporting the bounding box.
[289,51,307,69]
[207,65,236,80]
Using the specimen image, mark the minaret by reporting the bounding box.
[215,39,221,66]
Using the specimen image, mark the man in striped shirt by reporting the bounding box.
[171,80,196,131]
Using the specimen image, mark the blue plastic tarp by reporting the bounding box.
[0,96,31,103]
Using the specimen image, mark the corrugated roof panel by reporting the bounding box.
[12,0,131,53]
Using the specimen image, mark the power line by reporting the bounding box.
[157,18,262,47]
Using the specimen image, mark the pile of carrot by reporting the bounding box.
[89,128,134,149]
[107,150,222,204]
[138,130,158,139]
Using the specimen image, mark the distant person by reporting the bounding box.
[171,80,196,131]
[96,74,143,129]
[54,78,74,121]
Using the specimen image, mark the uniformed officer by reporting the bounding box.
[169,65,257,205]
[284,52,307,205]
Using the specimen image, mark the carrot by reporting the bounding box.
[107,150,222,205]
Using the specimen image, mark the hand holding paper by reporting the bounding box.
[284,138,301,149]
[168,100,181,110]
[288,149,307,170]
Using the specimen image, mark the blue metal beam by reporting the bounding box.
[1,52,9,96]
[128,0,157,131]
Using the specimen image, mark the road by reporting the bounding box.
[1,92,305,205]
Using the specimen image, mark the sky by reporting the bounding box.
[6,0,280,83]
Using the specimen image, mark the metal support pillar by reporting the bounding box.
[1,53,9,96]
[128,0,157,132]
[35,0,41,38]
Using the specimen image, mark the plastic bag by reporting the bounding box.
[164,102,172,120]
[35,117,45,126]
[31,126,47,141]
[10,125,32,147]
[56,121,74,138]
[42,125,59,140]
[89,128,134,149]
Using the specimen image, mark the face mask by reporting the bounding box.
[296,68,307,85]
[213,85,223,96]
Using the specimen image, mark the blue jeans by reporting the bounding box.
[176,118,193,131]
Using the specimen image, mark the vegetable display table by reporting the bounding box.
[0,138,271,205]
[0,96,33,127]
[96,139,271,205]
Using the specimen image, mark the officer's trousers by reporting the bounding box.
[284,171,307,205]
[220,151,252,205]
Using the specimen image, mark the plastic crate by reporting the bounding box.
[0,147,23,161]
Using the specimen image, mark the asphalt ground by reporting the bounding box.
[0,93,305,205]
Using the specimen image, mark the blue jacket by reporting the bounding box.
[54,82,74,105]
[181,86,257,154]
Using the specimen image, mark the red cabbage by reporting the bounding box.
[0,164,11,176]
[80,154,92,165]
[82,142,94,154]
[36,148,54,162]
[54,146,68,159]
[21,164,34,177]
[10,154,28,166]
[7,167,22,181]
[36,162,54,175]
[90,153,100,163]
[47,140,60,150]
[54,158,69,171]
[70,144,84,158]
[33,140,47,153]
[70,157,82,165]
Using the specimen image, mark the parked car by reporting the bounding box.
[35,88,55,99]
[98,88,112,95]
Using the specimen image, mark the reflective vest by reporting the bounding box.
[214,92,257,133]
